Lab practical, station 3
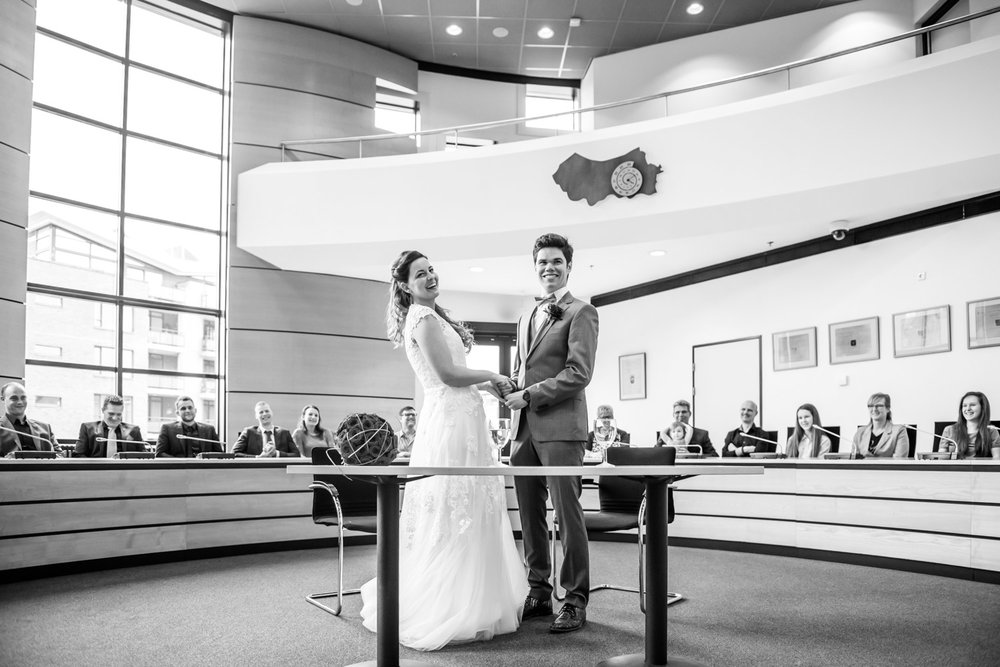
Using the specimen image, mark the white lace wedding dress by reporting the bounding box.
[359,304,527,651]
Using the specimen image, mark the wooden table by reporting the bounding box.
[288,464,763,667]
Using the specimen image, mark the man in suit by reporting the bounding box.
[586,404,631,451]
[75,395,145,457]
[722,400,774,456]
[394,405,417,456]
[156,396,222,457]
[504,233,598,634]
[1,382,59,457]
[672,399,718,457]
[233,401,298,457]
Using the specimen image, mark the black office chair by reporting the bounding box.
[305,447,378,616]
[551,446,680,611]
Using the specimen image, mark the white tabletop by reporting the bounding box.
[287,464,764,477]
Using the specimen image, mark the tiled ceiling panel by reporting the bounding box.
[209,0,860,80]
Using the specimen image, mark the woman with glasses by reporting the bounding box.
[941,391,1000,459]
[850,392,910,458]
[786,403,831,459]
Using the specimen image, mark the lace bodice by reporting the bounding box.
[404,304,468,393]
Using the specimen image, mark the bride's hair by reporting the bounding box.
[386,250,474,350]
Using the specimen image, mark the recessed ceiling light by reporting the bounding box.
[537,26,554,39]
[346,0,363,6]
[493,26,509,38]
[470,266,484,273]
[650,250,666,257]
[687,3,704,15]
[446,24,463,36]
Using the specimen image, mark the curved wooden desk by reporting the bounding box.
[287,464,763,667]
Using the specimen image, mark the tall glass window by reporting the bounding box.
[27,0,230,441]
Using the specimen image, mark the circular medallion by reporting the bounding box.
[611,161,642,197]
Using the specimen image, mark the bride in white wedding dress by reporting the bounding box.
[359,250,528,651]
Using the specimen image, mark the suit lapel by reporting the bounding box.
[525,293,573,362]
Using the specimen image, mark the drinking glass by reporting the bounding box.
[592,418,618,467]
[489,418,511,466]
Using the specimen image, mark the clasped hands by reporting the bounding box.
[488,376,529,410]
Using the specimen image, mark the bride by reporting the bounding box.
[359,250,528,650]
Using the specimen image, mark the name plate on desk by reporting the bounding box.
[197,452,236,459]
[916,452,953,460]
[750,452,781,459]
[115,451,154,459]
[13,450,58,459]
[823,453,854,460]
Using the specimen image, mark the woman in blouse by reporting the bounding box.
[291,404,337,458]
[850,392,909,458]
[942,391,1000,459]
[785,403,831,459]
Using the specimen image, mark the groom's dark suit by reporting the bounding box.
[510,291,598,610]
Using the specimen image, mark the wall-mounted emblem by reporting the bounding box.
[552,147,662,206]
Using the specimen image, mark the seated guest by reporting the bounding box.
[156,396,221,458]
[669,399,718,457]
[394,405,417,456]
[75,395,145,458]
[723,400,773,457]
[942,391,1000,459]
[586,404,631,450]
[850,392,909,458]
[1,382,58,457]
[292,404,337,458]
[233,401,298,458]
[786,403,831,459]
[656,421,688,449]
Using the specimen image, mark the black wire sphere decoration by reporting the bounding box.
[336,413,398,465]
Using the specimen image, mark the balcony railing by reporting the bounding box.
[280,7,1000,160]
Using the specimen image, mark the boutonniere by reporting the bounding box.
[544,302,565,321]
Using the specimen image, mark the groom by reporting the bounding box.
[504,233,598,634]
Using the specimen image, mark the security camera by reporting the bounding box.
[829,221,849,241]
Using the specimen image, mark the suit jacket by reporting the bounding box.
[688,426,718,458]
[510,291,599,444]
[75,421,145,457]
[156,421,222,458]
[233,425,298,457]
[851,421,909,458]
[722,424,773,457]
[1,414,58,456]
[586,428,630,451]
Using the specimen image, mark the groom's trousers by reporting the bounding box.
[511,417,590,610]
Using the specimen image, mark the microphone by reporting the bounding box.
[736,432,779,445]
[813,425,839,439]
[177,434,226,445]
[903,424,957,450]
[0,423,59,453]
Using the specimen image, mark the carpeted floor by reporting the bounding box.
[1,543,998,666]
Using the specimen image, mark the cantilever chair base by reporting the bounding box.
[306,588,361,617]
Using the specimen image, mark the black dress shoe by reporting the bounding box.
[522,596,553,619]
[549,603,586,633]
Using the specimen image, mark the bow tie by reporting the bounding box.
[534,295,557,303]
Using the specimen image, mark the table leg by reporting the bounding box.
[598,477,702,667]
[349,477,430,667]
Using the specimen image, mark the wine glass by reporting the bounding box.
[592,418,618,467]
[489,418,511,466]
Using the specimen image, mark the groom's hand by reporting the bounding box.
[495,377,514,398]
[505,390,528,410]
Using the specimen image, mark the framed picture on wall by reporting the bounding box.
[829,317,879,365]
[968,296,1000,349]
[619,353,646,401]
[893,305,951,357]
[772,327,817,371]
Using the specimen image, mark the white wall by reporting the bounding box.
[590,215,1000,452]
[584,0,915,127]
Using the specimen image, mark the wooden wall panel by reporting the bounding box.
[184,516,326,549]
[671,515,798,548]
[0,64,31,153]
[0,143,30,226]
[0,526,188,570]
[0,468,190,502]
[796,468,973,501]
[0,222,27,303]
[1,497,189,536]
[795,523,972,568]
[227,329,411,397]
[229,267,389,338]
[225,393,413,443]
[678,490,795,521]
[677,463,798,493]
[233,16,417,94]
[231,83,376,148]
[796,495,972,534]
[0,298,26,380]
[971,538,1000,571]
[972,471,1000,503]
[184,491,309,522]
[0,0,35,79]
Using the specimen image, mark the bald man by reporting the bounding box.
[723,400,774,457]
[1,382,59,457]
